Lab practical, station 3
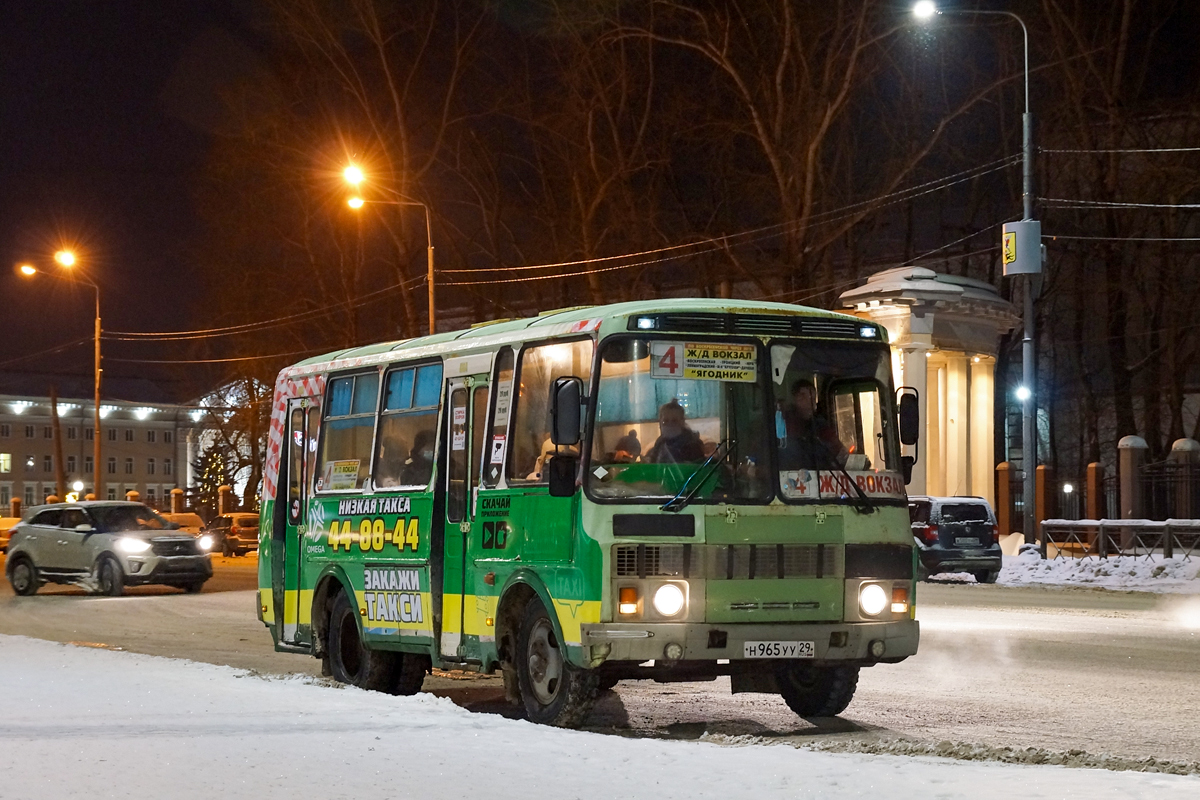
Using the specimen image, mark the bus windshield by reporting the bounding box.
[587,338,771,503]
[770,341,903,502]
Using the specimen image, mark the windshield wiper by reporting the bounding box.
[661,439,735,513]
[814,438,876,515]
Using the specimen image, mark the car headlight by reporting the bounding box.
[198,535,214,551]
[116,537,151,554]
[652,583,686,617]
[859,583,888,616]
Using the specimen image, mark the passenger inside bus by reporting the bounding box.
[612,429,641,462]
[778,379,848,470]
[399,429,436,486]
[645,400,706,464]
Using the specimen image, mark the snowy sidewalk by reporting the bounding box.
[1,635,1197,799]
[920,551,1200,593]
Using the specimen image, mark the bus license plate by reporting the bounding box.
[743,641,815,659]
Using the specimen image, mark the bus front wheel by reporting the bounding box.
[776,662,860,718]
[328,591,398,692]
[516,599,598,727]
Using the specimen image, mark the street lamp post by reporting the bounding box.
[914,2,1038,544]
[343,166,437,336]
[20,252,102,498]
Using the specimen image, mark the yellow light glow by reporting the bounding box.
[54,250,76,267]
[347,196,365,209]
[18,264,37,277]
[619,603,638,615]
[343,165,364,185]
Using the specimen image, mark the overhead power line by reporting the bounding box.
[1043,146,1200,154]
[105,347,329,365]
[1042,197,1200,210]
[104,275,424,341]
[440,155,1020,276]
[1046,234,1200,242]
[0,337,91,370]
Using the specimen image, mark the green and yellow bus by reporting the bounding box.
[258,299,921,727]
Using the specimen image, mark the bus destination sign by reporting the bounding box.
[649,341,757,382]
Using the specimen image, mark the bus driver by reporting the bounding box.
[779,380,847,470]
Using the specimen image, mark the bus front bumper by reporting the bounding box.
[581,618,919,665]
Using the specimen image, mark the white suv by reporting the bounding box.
[5,501,213,596]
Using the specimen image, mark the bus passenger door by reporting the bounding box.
[275,397,314,646]
[439,374,489,661]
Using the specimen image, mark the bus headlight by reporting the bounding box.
[858,583,888,616]
[652,583,686,617]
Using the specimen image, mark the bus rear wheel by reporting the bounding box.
[516,598,598,727]
[328,590,398,692]
[776,662,859,718]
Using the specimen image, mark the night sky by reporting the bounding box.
[0,1,258,396]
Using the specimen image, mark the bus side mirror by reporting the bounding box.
[898,389,920,446]
[547,454,578,497]
[550,376,583,446]
[901,455,915,485]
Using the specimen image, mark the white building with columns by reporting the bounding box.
[840,267,1018,505]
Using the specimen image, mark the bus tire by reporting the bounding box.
[328,590,397,692]
[391,654,429,696]
[776,663,859,718]
[516,598,598,727]
[8,555,39,596]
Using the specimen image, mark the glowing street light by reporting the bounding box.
[912,0,937,20]
[914,0,1039,547]
[342,164,437,335]
[18,251,103,497]
[1062,483,1074,495]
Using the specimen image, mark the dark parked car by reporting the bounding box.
[5,501,213,596]
[202,513,260,556]
[909,495,1002,583]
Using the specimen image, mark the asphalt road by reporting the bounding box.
[3,553,1198,763]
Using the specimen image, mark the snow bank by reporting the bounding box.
[999,548,1200,593]
[1,634,1198,799]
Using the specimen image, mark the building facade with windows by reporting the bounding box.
[0,373,204,509]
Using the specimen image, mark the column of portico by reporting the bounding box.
[943,353,971,497]
[970,356,996,505]
[926,352,944,497]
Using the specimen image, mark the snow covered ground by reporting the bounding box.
[1,634,1197,799]
[925,550,1200,593]
[1000,549,1200,592]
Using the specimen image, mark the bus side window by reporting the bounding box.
[447,388,469,522]
[288,408,304,524]
[483,347,514,488]
[314,371,379,492]
[506,339,594,484]
[374,362,443,490]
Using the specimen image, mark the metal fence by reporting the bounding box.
[1141,462,1200,521]
[1039,519,1200,560]
[1008,474,1025,534]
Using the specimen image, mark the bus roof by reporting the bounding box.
[285,298,874,372]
